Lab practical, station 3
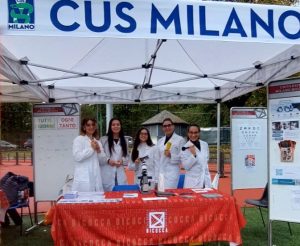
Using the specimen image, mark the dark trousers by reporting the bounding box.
[1,209,22,226]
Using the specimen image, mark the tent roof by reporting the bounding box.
[142,110,188,125]
[1,1,300,104]
[1,37,299,104]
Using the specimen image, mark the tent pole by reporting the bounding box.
[106,104,113,132]
[217,103,221,175]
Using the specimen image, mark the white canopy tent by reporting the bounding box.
[1,37,300,103]
[0,0,299,174]
[0,0,299,104]
[1,3,299,241]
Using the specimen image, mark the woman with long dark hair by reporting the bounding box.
[129,127,157,186]
[72,118,106,192]
[100,118,129,191]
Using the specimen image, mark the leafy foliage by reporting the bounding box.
[245,87,267,107]
[0,103,32,145]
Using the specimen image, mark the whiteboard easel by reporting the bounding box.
[33,103,80,201]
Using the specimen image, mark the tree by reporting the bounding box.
[0,103,32,144]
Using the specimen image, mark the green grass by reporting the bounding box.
[241,208,300,246]
[1,215,53,246]
[1,209,299,245]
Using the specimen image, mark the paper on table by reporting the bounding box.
[78,191,104,197]
[201,193,223,198]
[123,193,138,198]
[191,188,212,193]
[58,198,122,204]
[142,197,168,201]
[63,191,78,199]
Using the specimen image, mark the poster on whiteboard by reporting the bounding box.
[33,103,80,201]
[269,78,300,223]
[231,107,267,190]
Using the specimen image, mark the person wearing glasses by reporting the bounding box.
[157,118,185,189]
[128,127,158,187]
[72,118,106,192]
[100,118,129,191]
[180,124,211,188]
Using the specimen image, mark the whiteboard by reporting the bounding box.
[33,103,80,201]
[231,107,268,190]
[269,79,300,223]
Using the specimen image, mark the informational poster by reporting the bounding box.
[269,78,300,223]
[231,107,268,190]
[33,103,80,201]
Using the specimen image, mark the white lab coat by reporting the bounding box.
[72,135,106,192]
[128,143,158,185]
[180,140,211,188]
[157,133,185,189]
[100,136,129,191]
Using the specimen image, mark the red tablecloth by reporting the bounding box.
[51,189,246,245]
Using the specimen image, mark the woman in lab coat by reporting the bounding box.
[156,118,185,189]
[72,118,106,192]
[180,124,211,188]
[100,118,129,191]
[128,127,158,187]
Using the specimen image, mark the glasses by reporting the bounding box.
[163,124,173,128]
[140,132,148,135]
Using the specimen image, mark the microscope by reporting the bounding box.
[138,156,152,194]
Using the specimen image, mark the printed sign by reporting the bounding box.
[8,0,35,30]
[57,116,79,129]
[146,211,168,233]
[245,154,256,168]
[35,117,56,130]
[1,1,299,44]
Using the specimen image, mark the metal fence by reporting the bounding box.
[0,150,32,165]
[0,149,230,166]
[200,127,231,145]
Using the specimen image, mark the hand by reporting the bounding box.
[91,140,100,153]
[108,159,115,166]
[164,149,171,158]
[115,160,122,167]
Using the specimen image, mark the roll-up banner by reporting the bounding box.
[268,78,300,223]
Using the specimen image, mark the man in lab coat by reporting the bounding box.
[156,118,185,189]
